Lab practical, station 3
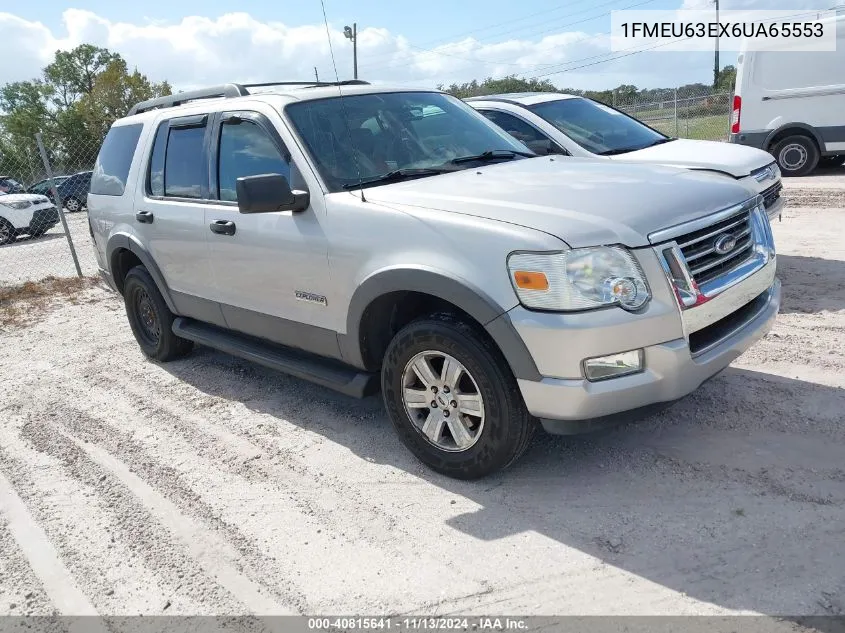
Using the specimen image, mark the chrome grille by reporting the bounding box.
[761,182,782,209]
[677,209,754,285]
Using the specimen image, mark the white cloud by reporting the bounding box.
[0,8,761,93]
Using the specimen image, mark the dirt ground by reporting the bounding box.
[0,204,844,619]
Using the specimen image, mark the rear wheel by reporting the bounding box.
[123,266,193,361]
[381,313,536,479]
[771,135,819,177]
[64,197,84,213]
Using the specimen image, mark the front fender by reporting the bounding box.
[340,266,541,381]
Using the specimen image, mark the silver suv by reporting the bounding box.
[88,81,781,479]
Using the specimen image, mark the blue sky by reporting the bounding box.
[1,0,828,91]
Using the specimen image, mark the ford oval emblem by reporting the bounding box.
[714,234,737,255]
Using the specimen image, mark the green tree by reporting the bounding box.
[0,44,169,183]
[439,75,560,98]
[715,65,737,92]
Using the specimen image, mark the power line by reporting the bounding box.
[358,0,661,75]
[356,1,594,62]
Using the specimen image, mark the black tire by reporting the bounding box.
[818,155,845,169]
[0,218,15,246]
[771,135,819,177]
[381,313,537,479]
[123,266,193,362]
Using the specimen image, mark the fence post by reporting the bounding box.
[674,87,679,137]
[35,132,83,278]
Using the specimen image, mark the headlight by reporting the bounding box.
[507,246,651,311]
[0,200,32,210]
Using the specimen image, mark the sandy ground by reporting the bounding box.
[0,202,843,619]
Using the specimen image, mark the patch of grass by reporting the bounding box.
[0,276,102,331]
[647,114,730,142]
[733,508,746,517]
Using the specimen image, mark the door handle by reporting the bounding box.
[209,219,236,236]
[135,211,154,224]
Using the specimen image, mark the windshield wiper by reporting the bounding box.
[449,149,534,165]
[597,147,638,156]
[641,137,677,148]
[598,137,677,156]
[341,167,453,189]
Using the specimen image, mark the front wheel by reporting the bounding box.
[381,314,536,479]
[771,135,819,177]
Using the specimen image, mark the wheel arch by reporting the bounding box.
[339,266,541,382]
[765,123,823,153]
[106,233,177,312]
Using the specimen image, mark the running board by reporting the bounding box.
[172,317,378,398]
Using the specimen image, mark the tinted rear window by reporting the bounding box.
[164,126,206,199]
[90,124,144,196]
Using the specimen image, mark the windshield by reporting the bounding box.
[285,91,532,191]
[529,98,669,155]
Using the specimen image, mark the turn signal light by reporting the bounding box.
[513,270,549,291]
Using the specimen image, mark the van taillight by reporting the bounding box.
[731,95,741,134]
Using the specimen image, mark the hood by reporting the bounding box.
[362,156,757,248]
[0,192,50,204]
[608,138,773,178]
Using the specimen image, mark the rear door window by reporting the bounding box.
[147,116,209,199]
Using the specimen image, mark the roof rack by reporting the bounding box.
[127,79,371,116]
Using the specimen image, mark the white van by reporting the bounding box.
[730,13,845,176]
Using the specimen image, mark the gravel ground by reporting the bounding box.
[0,204,843,620]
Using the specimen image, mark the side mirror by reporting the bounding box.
[236,173,310,214]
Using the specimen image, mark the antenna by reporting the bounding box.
[319,0,367,202]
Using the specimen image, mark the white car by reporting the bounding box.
[467,93,784,221]
[0,191,60,245]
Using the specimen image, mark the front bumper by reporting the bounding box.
[26,206,59,233]
[517,279,779,429]
[512,199,780,431]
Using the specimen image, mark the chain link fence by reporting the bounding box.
[611,88,732,142]
[0,133,100,288]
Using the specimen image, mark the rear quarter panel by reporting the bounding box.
[88,119,156,272]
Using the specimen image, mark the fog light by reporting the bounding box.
[583,349,644,382]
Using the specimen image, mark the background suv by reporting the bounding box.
[27,175,69,196]
[49,170,92,212]
[88,81,780,479]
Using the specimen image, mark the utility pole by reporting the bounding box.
[314,66,319,82]
[344,23,358,79]
[713,0,720,88]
